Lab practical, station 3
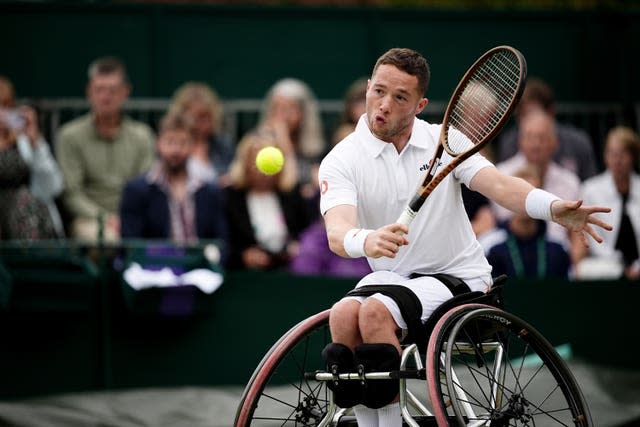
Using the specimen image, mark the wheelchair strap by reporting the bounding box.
[408,273,472,296]
[345,273,472,351]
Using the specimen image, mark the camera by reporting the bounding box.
[0,108,25,131]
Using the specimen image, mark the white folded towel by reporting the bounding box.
[123,263,224,294]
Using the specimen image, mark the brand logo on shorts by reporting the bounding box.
[320,180,329,195]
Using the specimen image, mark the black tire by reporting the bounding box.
[428,305,592,426]
[234,310,334,426]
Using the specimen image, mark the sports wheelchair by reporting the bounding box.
[234,277,592,426]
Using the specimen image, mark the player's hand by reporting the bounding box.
[364,223,409,258]
[551,199,612,247]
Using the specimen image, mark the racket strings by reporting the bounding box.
[446,50,522,154]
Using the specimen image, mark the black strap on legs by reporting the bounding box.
[346,274,502,353]
[354,343,400,409]
[322,343,363,408]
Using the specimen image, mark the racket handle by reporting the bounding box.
[396,207,417,227]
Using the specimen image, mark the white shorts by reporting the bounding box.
[343,270,492,330]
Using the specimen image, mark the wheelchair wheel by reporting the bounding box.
[426,304,593,426]
[234,309,333,426]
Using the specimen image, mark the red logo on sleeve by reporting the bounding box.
[320,180,329,195]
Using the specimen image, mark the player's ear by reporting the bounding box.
[416,97,429,115]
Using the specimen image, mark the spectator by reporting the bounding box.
[0,76,65,237]
[495,77,598,181]
[494,109,581,261]
[0,109,56,240]
[119,111,228,249]
[486,165,571,279]
[167,82,234,187]
[577,126,640,280]
[333,77,367,146]
[56,57,155,242]
[224,129,311,270]
[290,218,371,278]
[288,127,370,278]
[258,78,327,211]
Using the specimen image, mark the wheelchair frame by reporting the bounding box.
[235,301,593,426]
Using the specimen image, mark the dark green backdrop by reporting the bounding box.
[1,3,639,103]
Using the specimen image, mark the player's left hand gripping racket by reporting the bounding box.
[397,45,527,227]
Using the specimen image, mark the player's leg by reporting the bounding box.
[328,298,362,348]
[323,298,365,409]
[357,297,403,427]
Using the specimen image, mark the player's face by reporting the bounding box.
[366,64,427,145]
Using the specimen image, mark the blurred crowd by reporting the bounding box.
[1,57,638,281]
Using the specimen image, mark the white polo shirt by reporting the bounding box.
[319,115,494,281]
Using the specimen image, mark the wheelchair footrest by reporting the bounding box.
[336,415,444,426]
[304,368,426,381]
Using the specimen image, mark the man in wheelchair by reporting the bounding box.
[317,47,612,426]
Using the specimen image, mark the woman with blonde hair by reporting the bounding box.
[224,130,312,270]
[168,82,234,185]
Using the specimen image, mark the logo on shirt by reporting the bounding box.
[320,180,329,195]
[419,163,429,171]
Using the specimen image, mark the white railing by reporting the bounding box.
[21,97,637,154]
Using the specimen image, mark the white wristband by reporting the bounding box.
[525,188,560,221]
[343,228,373,258]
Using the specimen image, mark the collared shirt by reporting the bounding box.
[56,113,155,218]
[318,115,494,281]
[146,163,204,244]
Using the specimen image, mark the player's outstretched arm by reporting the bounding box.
[551,199,612,248]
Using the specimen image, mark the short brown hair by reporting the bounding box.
[159,111,194,136]
[373,48,431,95]
[519,77,555,112]
[87,56,129,84]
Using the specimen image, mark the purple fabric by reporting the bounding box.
[159,285,196,317]
[142,245,188,275]
[290,221,371,278]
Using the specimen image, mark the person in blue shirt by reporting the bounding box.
[120,111,228,249]
[486,165,571,279]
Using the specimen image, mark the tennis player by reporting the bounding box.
[318,47,612,427]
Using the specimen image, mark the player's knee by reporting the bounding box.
[355,343,400,409]
[359,298,394,334]
[330,299,360,326]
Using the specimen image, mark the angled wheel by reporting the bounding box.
[427,304,593,426]
[234,310,333,426]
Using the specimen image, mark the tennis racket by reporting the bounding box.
[396,45,527,227]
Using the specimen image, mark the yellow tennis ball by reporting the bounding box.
[255,146,284,175]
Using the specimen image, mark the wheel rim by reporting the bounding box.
[442,308,591,426]
[238,314,332,426]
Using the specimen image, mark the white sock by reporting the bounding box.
[353,404,378,427]
[377,402,402,427]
